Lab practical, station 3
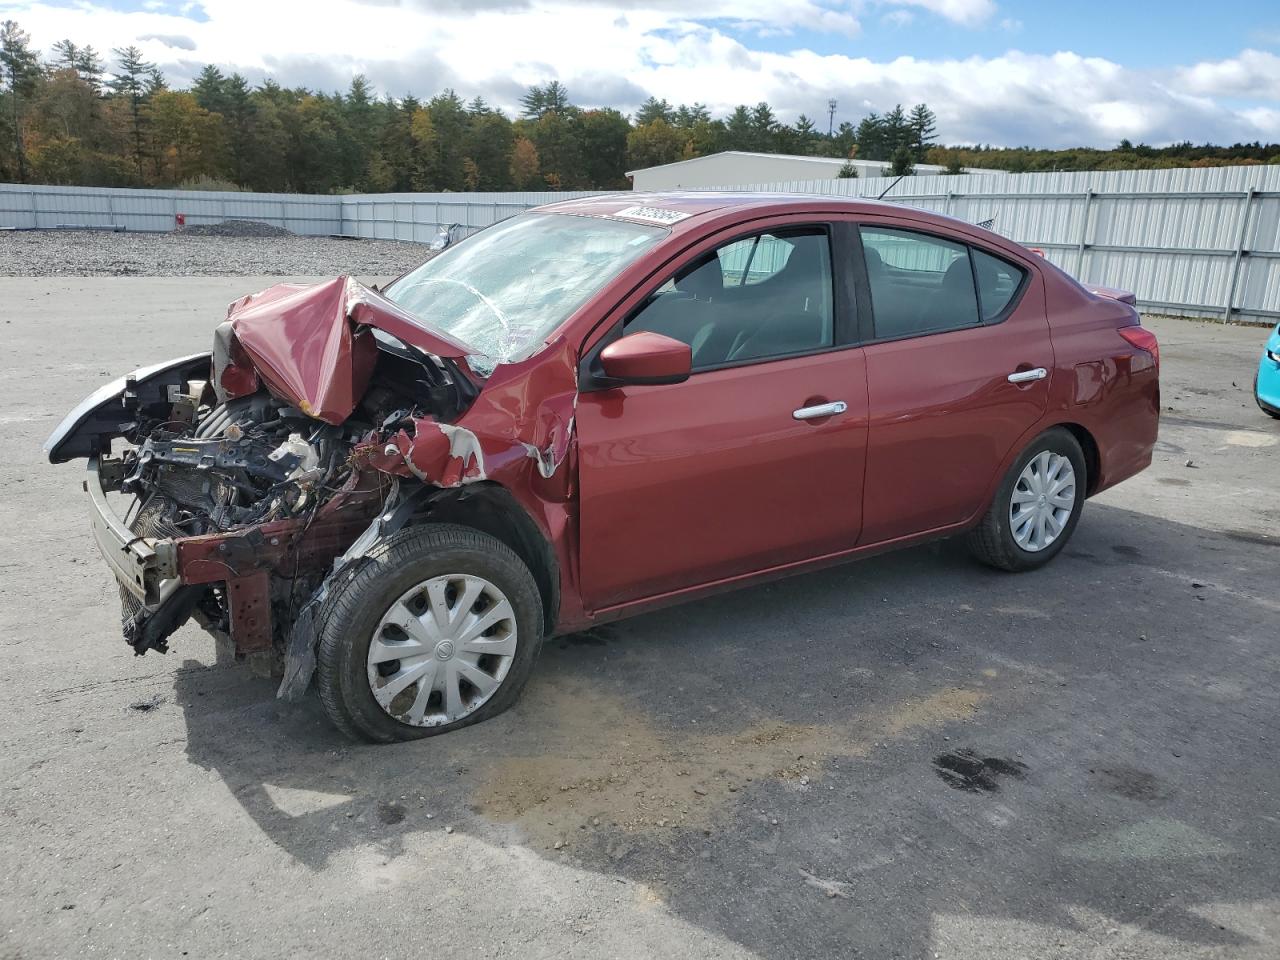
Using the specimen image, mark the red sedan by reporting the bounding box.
[47,193,1160,742]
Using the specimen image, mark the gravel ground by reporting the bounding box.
[1,278,1278,960]
[0,229,433,277]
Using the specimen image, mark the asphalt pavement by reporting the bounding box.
[1,276,1276,960]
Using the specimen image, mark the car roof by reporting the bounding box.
[535,191,961,235]
[534,191,1035,265]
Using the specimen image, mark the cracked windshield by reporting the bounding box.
[386,213,667,374]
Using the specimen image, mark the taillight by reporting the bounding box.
[1119,325,1159,370]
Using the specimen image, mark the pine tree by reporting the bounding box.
[192,64,227,114]
[749,102,777,151]
[883,104,910,154]
[519,80,569,119]
[51,39,80,72]
[855,113,885,160]
[908,103,937,161]
[75,46,104,93]
[635,96,673,125]
[672,103,710,128]
[107,45,156,180]
[889,144,915,177]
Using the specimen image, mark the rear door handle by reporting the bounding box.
[793,401,848,420]
[1007,367,1048,384]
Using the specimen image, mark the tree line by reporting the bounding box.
[1,19,1275,194]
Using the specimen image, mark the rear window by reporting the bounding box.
[972,248,1027,322]
[860,227,979,338]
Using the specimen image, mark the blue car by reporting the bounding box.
[1258,324,1280,420]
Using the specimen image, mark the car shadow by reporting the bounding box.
[174,502,1280,958]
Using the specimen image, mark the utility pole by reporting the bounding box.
[827,98,837,137]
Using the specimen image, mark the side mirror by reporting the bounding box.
[599,332,692,386]
[429,223,460,252]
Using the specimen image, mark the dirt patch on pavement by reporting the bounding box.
[473,680,988,846]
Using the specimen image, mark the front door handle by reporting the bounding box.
[793,400,848,421]
[1007,367,1048,384]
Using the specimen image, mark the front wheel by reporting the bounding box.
[967,428,1086,572]
[316,524,544,743]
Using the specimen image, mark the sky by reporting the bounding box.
[1,0,1278,148]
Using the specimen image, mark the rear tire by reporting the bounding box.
[316,523,544,743]
[967,428,1086,572]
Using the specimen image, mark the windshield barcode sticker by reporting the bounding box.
[613,205,691,225]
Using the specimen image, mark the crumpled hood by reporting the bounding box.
[221,275,476,424]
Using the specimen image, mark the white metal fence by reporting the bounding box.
[0,183,344,234]
[0,184,602,241]
[3,166,1279,322]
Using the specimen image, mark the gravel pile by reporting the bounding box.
[176,219,294,238]
[0,229,433,277]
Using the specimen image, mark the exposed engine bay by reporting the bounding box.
[107,329,469,660]
[46,274,579,706]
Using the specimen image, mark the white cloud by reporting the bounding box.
[881,0,996,27]
[0,0,1276,148]
[1173,49,1280,101]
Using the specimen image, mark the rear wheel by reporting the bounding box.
[316,523,544,743]
[967,428,1086,572]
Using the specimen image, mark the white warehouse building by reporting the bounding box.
[627,151,1002,190]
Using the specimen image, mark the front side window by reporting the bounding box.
[861,227,979,339]
[628,228,834,368]
[386,213,667,374]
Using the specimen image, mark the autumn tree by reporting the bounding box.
[408,106,438,190]
[147,90,225,183]
[626,118,685,171]
[509,136,540,188]
[576,108,629,188]
[462,103,515,190]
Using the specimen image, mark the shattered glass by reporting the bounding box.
[385,212,667,375]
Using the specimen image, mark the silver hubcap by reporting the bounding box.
[1010,451,1076,553]
[367,574,517,727]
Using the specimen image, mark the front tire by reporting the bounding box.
[967,428,1086,572]
[316,523,544,743]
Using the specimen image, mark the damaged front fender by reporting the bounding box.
[362,337,580,496]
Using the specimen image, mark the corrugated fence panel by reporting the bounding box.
[337,191,604,241]
[0,183,344,234]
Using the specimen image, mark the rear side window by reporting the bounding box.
[860,227,979,339]
[972,248,1027,322]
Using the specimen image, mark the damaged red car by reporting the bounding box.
[46,194,1160,742]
